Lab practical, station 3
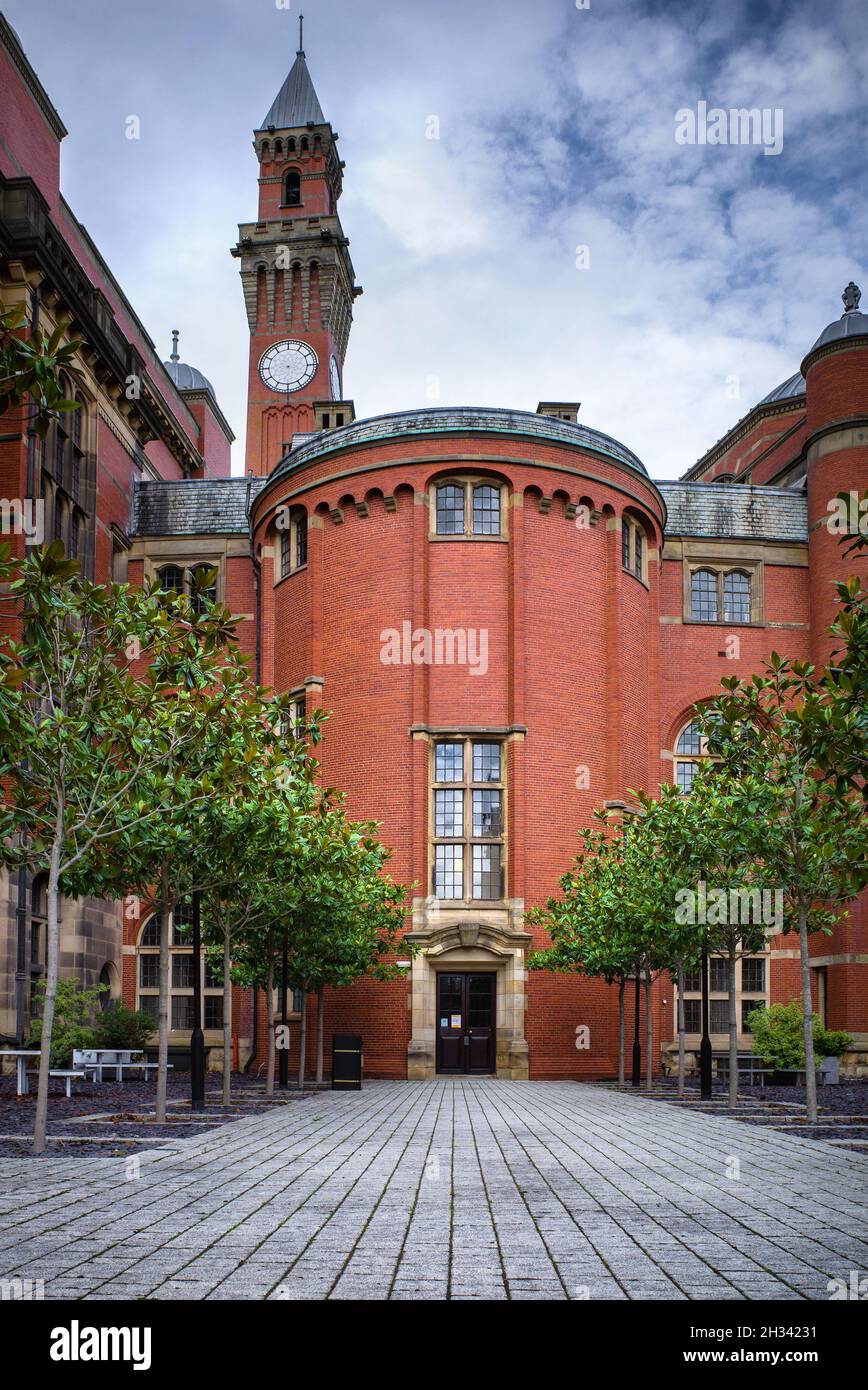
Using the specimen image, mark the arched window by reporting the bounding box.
[300,136,309,152]
[690,568,718,622]
[287,137,296,153]
[274,138,283,155]
[30,874,47,973]
[723,570,751,623]
[157,564,184,594]
[261,139,271,156]
[188,565,218,613]
[295,512,307,568]
[674,716,722,794]
[99,962,120,1010]
[436,484,465,535]
[621,515,647,581]
[433,478,505,537]
[53,493,66,546]
[278,511,308,580]
[284,169,301,206]
[136,906,223,1032]
[71,395,84,501]
[472,484,500,535]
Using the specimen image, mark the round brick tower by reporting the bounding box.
[801,283,868,1045]
[801,281,868,667]
[250,407,665,1079]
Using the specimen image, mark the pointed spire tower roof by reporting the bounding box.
[260,14,326,129]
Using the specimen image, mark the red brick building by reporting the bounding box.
[2,20,866,1080]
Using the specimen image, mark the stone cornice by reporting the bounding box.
[683,399,805,480]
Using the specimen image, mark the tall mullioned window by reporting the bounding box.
[278,510,308,579]
[433,479,504,538]
[136,905,224,1032]
[432,737,505,901]
[678,955,768,1038]
[621,515,647,581]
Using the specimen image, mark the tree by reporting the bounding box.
[0,545,270,1151]
[282,805,408,1087]
[701,651,867,1124]
[529,806,696,1091]
[0,300,81,438]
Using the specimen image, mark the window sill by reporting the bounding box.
[682,617,763,628]
[428,534,508,543]
[274,562,308,589]
[430,899,508,908]
[622,566,649,590]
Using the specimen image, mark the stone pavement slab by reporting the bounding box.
[0,1079,866,1301]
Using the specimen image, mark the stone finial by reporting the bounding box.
[842,281,861,313]
[170,329,180,362]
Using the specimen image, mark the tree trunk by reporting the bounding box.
[155,872,170,1124]
[297,991,307,1089]
[728,950,739,1109]
[33,829,63,1155]
[222,910,232,1107]
[315,987,324,1085]
[676,963,686,1098]
[617,977,625,1085]
[265,957,275,1097]
[798,902,818,1125]
[644,968,653,1091]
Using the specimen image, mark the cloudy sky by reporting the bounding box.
[7,0,867,478]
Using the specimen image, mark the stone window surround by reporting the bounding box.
[675,950,770,1042]
[136,910,224,1042]
[428,474,510,541]
[681,547,764,625]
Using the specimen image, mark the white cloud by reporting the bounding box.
[6,0,865,480]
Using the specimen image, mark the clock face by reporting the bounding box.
[258,340,318,393]
[329,354,342,399]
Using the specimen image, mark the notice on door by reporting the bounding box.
[450,1014,462,1029]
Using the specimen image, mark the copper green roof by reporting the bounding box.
[269,406,648,482]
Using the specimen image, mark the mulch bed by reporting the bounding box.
[0,1071,316,1159]
[599,1077,868,1153]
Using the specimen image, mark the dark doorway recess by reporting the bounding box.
[436,972,495,1074]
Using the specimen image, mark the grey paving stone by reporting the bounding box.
[2,1079,865,1302]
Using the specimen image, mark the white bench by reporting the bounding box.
[72,1051,170,1083]
[25,1068,87,1099]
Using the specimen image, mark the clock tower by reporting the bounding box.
[233,22,361,476]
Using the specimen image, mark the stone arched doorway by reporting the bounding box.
[405,912,530,1080]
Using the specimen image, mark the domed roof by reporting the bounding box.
[758,371,805,405]
[163,332,215,396]
[267,405,648,484]
[807,282,868,355]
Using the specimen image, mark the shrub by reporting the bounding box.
[94,1003,155,1051]
[747,1000,852,1071]
[26,978,105,1067]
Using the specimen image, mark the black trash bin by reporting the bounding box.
[331,1034,362,1091]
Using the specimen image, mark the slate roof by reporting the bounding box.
[260,53,325,130]
[757,371,805,405]
[656,481,808,542]
[272,406,649,481]
[131,478,266,537]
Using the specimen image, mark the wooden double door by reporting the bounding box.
[436,972,496,1074]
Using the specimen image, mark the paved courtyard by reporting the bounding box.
[1,1079,866,1301]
